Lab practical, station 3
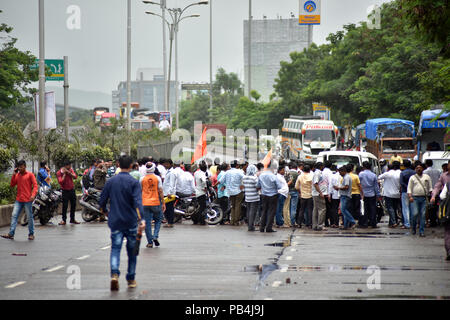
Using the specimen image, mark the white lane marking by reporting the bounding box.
[264,298,273,300]
[45,265,64,272]
[272,281,282,287]
[5,281,26,288]
[76,255,90,260]
[290,248,297,252]
[101,245,111,250]
[286,256,293,261]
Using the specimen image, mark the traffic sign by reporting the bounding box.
[31,59,64,81]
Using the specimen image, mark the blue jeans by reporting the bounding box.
[401,193,412,228]
[411,196,427,234]
[384,196,401,226]
[289,191,299,226]
[110,227,138,281]
[143,205,163,243]
[340,196,355,228]
[9,201,34,237]
[275,194,286,226]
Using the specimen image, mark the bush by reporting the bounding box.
[0,175,16,205]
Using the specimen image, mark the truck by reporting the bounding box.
[93,107,109,123]
[365,118,416,161]
[417,106,450,161]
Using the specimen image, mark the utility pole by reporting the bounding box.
[64,56,69,141]
[126,0,132,155]
[38,0,45,158]
[209,0,213,124]
[248,0,252,99]
[162,0,168,112]
[174,9,179,129]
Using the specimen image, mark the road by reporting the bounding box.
[1,212,449,300]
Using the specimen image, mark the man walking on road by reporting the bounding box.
[141,162,165,247]
[295,165,313,228]
[407,162,433,237]
[1,160,38,240]
[56,160,79,225]
[378,162,401,228]
[99,155,146,290]
[242,164,260,231]
[400,160,415,229]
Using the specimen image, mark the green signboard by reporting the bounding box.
[31,59,64,81]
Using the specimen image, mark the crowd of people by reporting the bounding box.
[2,154,450,290]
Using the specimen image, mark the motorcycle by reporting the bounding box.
[79,186,104,222]
[173,181,224,225]
[20,185,62,226]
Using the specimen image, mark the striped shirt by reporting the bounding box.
[242,175,260,202]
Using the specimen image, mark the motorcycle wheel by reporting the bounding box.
[205,204,223,225]
[39,209,52,225]
[81,208,98,222]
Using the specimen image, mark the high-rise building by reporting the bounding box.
[112,68,176,114]
[244,18,312,101]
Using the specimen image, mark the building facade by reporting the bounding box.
[243,18,312,101]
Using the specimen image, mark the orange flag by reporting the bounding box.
[262,148,272,168]
[191,127,207,164]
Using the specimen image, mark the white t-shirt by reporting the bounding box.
[276,173,289,198]
[194,170,207,197]
[378,170,401,198]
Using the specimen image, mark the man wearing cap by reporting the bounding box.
[140,162,165,248]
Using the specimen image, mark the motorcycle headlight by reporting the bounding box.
[39,186,50,201]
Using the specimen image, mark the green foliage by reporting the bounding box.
[0,174,16,205]
[0,15,38,111]
[0,116,26,172]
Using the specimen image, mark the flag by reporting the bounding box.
[262,148,272,168]
[191,127,207,164]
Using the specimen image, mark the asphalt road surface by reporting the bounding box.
[1,212,449,300]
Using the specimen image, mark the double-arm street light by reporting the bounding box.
[144,1,208,129]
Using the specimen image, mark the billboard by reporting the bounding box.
[158,111,171,131]
[34,91,57,130]
[312,103,330,120]
[299,0,321,25]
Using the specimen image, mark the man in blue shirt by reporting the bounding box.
[99,155,145,291]
[219,160,244,226]
[400,160,415,229]
[37,161,51,187]
[359,161,381,228]
[256,160,282,232]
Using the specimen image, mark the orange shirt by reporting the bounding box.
[141,174,162,206]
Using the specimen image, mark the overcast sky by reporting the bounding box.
[2,0,391,95]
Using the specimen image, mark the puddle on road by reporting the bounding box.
[340,294,450,300]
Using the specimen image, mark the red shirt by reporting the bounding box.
[56,168,78,190]
[10,171,38,202]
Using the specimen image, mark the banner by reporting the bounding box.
[34,91,57,130]
[299,0,321,25]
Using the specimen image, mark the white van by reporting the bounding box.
[421,151,450,173]
[316,151,381,175]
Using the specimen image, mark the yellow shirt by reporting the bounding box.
[390,155,403,164]
[350,172,361,195]
[295,172,312,199]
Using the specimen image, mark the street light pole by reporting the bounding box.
[248,0,252,99]
[174,10,180,129]
[209,0,213,124]
[127,0,132,155]
[38,0,45,159]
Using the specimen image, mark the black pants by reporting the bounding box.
[164,200,174,224]
[193,195,207,224]
[297,198,313,226]
[330,198,340,226]
[324,196,332,227]
[361,196,377,227]
[351,194,362,220]
[217,197,229,223]
[62,189,77,222]
[260,195,278,232]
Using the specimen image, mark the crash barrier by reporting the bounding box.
[137,140,179,160]
[0,194,83,228]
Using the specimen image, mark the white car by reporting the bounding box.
[316,150,381,175]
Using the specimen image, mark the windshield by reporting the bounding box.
[382,140,414,152]
[327,155,360,167]
[304,130,335,143]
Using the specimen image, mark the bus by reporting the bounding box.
[93,107,109,123]
[281,115,338,162]
[100,112,117,127]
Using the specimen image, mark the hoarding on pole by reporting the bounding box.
[299,0,321,25]
[34,91,57,130]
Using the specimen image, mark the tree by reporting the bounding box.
[0,116,26,172]
[0,14,38,110]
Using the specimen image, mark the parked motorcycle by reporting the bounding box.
[20,186,62,226]
[79,187,104,222]
[173,181,224,225]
